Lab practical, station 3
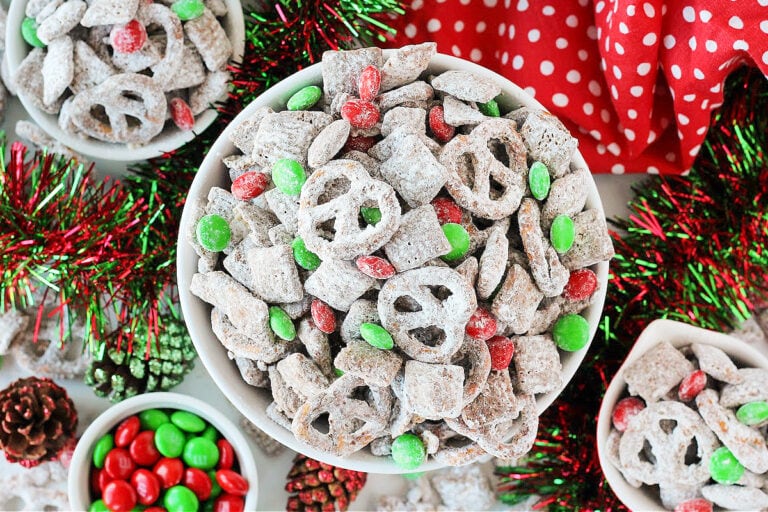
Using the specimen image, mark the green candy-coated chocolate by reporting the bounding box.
[391,433,426,470]
[196,214,231,252]
[287,85,323,111]
[171,0,205,20]
[710,446,744,484]
[360,323,394,350]
[736,401,768,425]
[171,410,206,433]
[202,499,216,512]
[550,215,575,253]
[89,500,109,512]
[208,470,223,498]
[552,314,590,351]
[403,471,425,480]
[272,159,306,196]
[139,409,170,430]
[334,367,345,377]
[269,306,296,341]
[441,223,470,261]
[22,17,45,48]
[528,161,550,200]
[154,423,186,458]
[164,485,200,512]
[478,98,500,117]
[92,434,114,468]
[292,237,321,270]
[183,437,220,470]
[200,424,219,443]
[361,207,382,225]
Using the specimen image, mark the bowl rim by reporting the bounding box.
[68,392,258,510]
[596,318,768,510]
[5,0,246,162]
[177,49,610,473]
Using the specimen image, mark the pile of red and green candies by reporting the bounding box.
[89,408,249,512]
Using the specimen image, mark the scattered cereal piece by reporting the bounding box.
[431,70,501,103]
[383,204,450,272]
[81,0,139,27]
[623,341,694,403]
[245,244,304,304]
[512,334,562,394]
[491,264,543,335]
[701,484,768,510]
[379,42,436,92]
[37,1,86,45]
[334,341,403,387]
[690,343,743,384]
[183,8,232,71]
[303,258,376,312]
[307,119,350,168]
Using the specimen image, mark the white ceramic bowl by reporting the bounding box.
[177,51,610,473]
[596,319,768,510]
[68,392,258,510]
[6,0,245,162]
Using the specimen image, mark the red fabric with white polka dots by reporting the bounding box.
[388,0,768,174]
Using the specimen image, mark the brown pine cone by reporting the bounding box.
[286,454,367,512]
[0,377,78,467]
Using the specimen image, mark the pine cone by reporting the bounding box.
[84,316,196,403]
[0,377,78,468]
[286,454,367,512]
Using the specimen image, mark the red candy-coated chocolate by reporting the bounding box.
[486,335,515,370]
[103,480,138,512]
[131,468,161,506]
[144,508,165,512]
[428,105,455,143]
[562,268,598,301]
[310,299,336,334]
[104,448,136,480]
[612,397,646,432]
[115,416,141,448]
[110,19,147,54]
[357,65,381,102]
[216,439,235,470]
[231,171,270,201]
[341,99,380,129]
[465,308,498,341]
[184,467,213,501]
[214,493,245,512]
[97,467,114,492]
[674,498,713,512]
[678,370,707,402]
[153,457,184,488]
[170,98,195,131]
[355,255,396,279]
[431,197,463,225]
[91,468,104,493]
[130,430,161,467]
[342,135,378,153]
[216,469,249,496]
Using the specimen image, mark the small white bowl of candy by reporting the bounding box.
[597,319,768,511]
[6,0,245,162]
[178,44,615,473]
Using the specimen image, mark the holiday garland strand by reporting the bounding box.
[0,1,404,351]
[497,66,768,510]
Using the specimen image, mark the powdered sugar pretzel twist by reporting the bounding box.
[298,159,401,260]
[378,267,477,364]
[439,118,527,220]
[69,73,166,144]
[291,374,392,456]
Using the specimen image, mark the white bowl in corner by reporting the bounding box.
[596,319,768,510]
[6,0,245,162]
[177,51,611,473]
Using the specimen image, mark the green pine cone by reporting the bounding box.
[84,316,196,402]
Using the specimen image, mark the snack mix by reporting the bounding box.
[189,43,615,468]
[14,0,233,145]
[607,341,768,510]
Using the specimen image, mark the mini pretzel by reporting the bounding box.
[297,159,401,260]
[378,267,477,363]
[292,374,391,456]
[69,73,166,144]
[439,118,527,220]
[450,335,491,406]
[139,3,185,89]
[618,400,718,486]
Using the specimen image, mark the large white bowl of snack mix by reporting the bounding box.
[6,0,244,161]
[597,319,768,511]
[178,44,614,473]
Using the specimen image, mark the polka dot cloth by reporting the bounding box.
[389,0,768,174]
